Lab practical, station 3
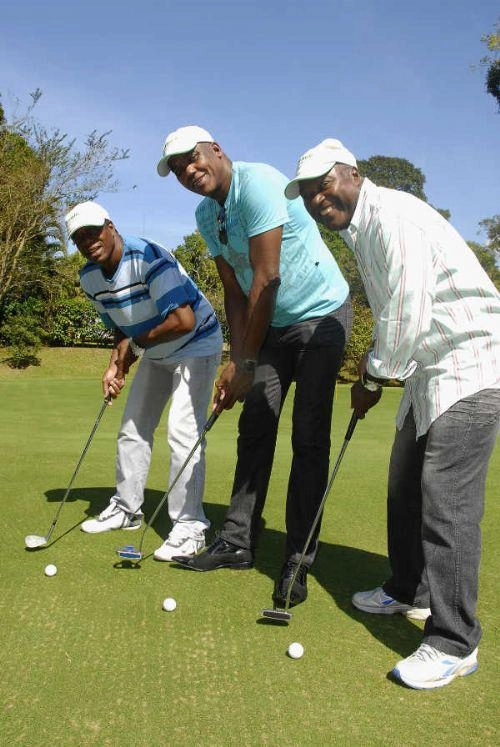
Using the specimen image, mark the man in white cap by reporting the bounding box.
[285,138,500,689]
[157,126,352,607]
[64,201,222,560]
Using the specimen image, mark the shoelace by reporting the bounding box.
[99,500,119,520]
[409,644,442,663]
[168,523,203,544]
[283,561,308,585]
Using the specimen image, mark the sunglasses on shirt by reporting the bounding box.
[217,206,228,245]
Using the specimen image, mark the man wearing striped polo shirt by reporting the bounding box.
[65,201,222,560]
[286,138,500,690]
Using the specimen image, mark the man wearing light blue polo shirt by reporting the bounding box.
[157,126,351,607]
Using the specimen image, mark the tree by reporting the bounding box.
[358,155,450,218]
[340,299,374,381]
[472,214,500,290]
[467,241,500,289]
[0,90,129,315]
[479,20,500,110]
[174,231,228,342]
[358,155,427,200]
[479,214,500,255]
[318,224,368,305]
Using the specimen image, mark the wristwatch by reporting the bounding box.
[237,358,258,374]
[129,338,145,358]
[361,371,383,392]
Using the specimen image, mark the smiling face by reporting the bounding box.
[299,165,362,231]
[71,220,122,275]
[167,142,232,202]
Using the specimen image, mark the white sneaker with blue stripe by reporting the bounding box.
[81,499,142,533]
[352,586,430,621]
[392,644,478,689]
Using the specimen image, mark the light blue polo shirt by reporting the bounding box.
[195,161,349,327]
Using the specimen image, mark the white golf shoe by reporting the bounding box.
[352,587,431,621]
[153,523,206,561]
[81,499,142,533]
[392,644,478,689]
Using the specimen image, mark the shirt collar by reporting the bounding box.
[340,178,373,245]
[349,177,373,231]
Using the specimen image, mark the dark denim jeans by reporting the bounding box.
[384,389,500,656]
[220,299,352,567]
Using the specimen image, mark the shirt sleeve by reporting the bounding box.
[144,251,198,319]
[366,215,435,381]
[98,311,115,330]
[81,289,115,330]
[239,166,289,237]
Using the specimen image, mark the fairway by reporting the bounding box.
[1,349,498,746]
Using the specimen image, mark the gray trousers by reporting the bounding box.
[384,389,500,656]
[113,353,221,531]
[220,300,352,567]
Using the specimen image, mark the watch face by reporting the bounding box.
[240,359,257,373]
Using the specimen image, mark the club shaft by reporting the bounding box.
[44,397,110,542]
[283,412,358,611]
[137,410,219,554]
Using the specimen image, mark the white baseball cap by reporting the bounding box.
[284,139,357,199]
[157,125,215,177]
[65,201,110,237]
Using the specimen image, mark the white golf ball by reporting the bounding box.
[44,564,58,577]
[162,597,177,612]
[287,642,304,659]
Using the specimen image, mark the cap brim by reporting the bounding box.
[157,142,202,177]
[285,165,334,200]
[69,219,106,238]
[284,180,301,200]
[157,157,171,177]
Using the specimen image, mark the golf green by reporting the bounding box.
[1,349,498,745]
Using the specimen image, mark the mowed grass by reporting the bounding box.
[0,348,498,746]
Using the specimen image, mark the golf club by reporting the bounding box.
[261,411,358,622]
[24,395,112,549]
[116,409,219,562]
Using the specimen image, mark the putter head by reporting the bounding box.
[261,607,292,622]
[25,534,47,549]
[116,545,142,561]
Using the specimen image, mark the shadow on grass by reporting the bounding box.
[42,489,420,656]
[254,526,422,657]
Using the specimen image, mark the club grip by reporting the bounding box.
[204,410,219,432]
[345,412,358,441]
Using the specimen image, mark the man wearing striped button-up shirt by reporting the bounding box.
[286,139,500,690]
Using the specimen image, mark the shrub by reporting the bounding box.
[1,317,41,368]
[340,300,374,380]
[46,297,113,346]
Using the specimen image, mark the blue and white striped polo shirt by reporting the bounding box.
[79,236,222,361]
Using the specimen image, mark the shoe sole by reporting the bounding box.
[174,559,254,572]
[153,548,205,562]
[81,523,142,534]
[273,595,307,608]
[392,661,478,690]
[352,600,427,618]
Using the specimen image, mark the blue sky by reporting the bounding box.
[2,0,499,250]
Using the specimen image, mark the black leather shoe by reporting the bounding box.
[172,536,254,572]
[273,560,308,607]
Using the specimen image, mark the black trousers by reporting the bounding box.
[220,298,352,567]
